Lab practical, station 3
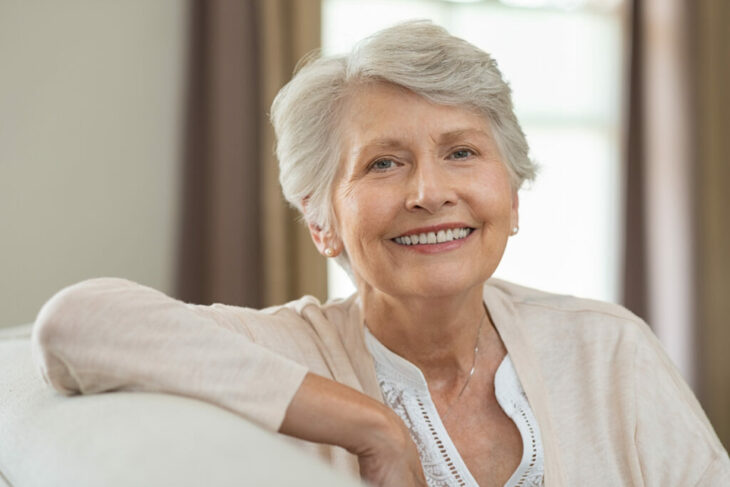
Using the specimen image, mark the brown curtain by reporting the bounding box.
[693,0,730,451]
[176,0,326,308]
[622,0,648,321]
[257,0,327,307]
[625,0,730,449]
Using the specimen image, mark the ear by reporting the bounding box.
[307,221,343,257]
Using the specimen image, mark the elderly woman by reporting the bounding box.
[33,21,728,487]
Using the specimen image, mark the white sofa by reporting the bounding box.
[0,324,362,487]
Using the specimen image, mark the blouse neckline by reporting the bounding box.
[363,326,545,486]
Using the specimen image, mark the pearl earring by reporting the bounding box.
[324,247,334,257]
[510,225,519,236]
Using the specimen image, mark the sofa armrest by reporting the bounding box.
[0,329,362,487]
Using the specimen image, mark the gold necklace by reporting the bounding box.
[442,310,486,419]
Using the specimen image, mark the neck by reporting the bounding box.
[360,284,492,381]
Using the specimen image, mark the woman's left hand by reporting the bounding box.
[354,409,427,486]
[280,373,426,486]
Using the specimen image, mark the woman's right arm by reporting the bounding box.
[32,277,308,431]
[32,277,426,486]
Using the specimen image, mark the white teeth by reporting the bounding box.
[393,227,472,246]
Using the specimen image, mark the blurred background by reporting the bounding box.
[1,0,727,447]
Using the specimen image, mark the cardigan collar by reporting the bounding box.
[482,279,567,486]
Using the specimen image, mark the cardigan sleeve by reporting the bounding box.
[31,277,309,432]
[633,322,730,486]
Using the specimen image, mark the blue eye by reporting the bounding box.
[450,149,474,160]
[370,159,396,171]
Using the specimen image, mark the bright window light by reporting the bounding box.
[323,0,626,303]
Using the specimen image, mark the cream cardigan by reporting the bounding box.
[32,277,730,486]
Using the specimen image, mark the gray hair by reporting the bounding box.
[270,20,536,271]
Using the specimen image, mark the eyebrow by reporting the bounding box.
[437,128,491,144]
[350,138,407,161]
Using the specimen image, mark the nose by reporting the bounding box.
[404,156,458,213]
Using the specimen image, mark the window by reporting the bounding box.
[324,0,627,303]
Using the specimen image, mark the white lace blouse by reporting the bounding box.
[364,328,545,487]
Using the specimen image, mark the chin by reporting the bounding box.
[388,274,486,300]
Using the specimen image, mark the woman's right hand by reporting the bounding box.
[280,372,426,486]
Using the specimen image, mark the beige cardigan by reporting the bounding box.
[32,277,730,486]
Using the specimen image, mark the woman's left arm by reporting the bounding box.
[632,323,730,486]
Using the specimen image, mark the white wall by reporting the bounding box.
[0,1,188,327]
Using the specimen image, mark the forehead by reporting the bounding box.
[338,82,492,152]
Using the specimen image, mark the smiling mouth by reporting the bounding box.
[393,227,474,246]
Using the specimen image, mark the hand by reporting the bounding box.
[355,410,427,487]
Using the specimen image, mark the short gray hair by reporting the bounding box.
[271,20,536,269]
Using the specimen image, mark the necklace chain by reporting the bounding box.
[442,309,486,419]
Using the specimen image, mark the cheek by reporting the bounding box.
[340,186,400,240]
[476,168,514,214]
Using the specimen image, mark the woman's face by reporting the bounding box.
[326,82,518,300]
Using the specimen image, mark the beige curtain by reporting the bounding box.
[626,0,730,449]
[176,0,326,308]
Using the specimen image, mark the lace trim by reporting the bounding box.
[495,357,545,487]
[365,328,545,487]
[379,378,473,486]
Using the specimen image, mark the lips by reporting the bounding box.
[393,227,474,246]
